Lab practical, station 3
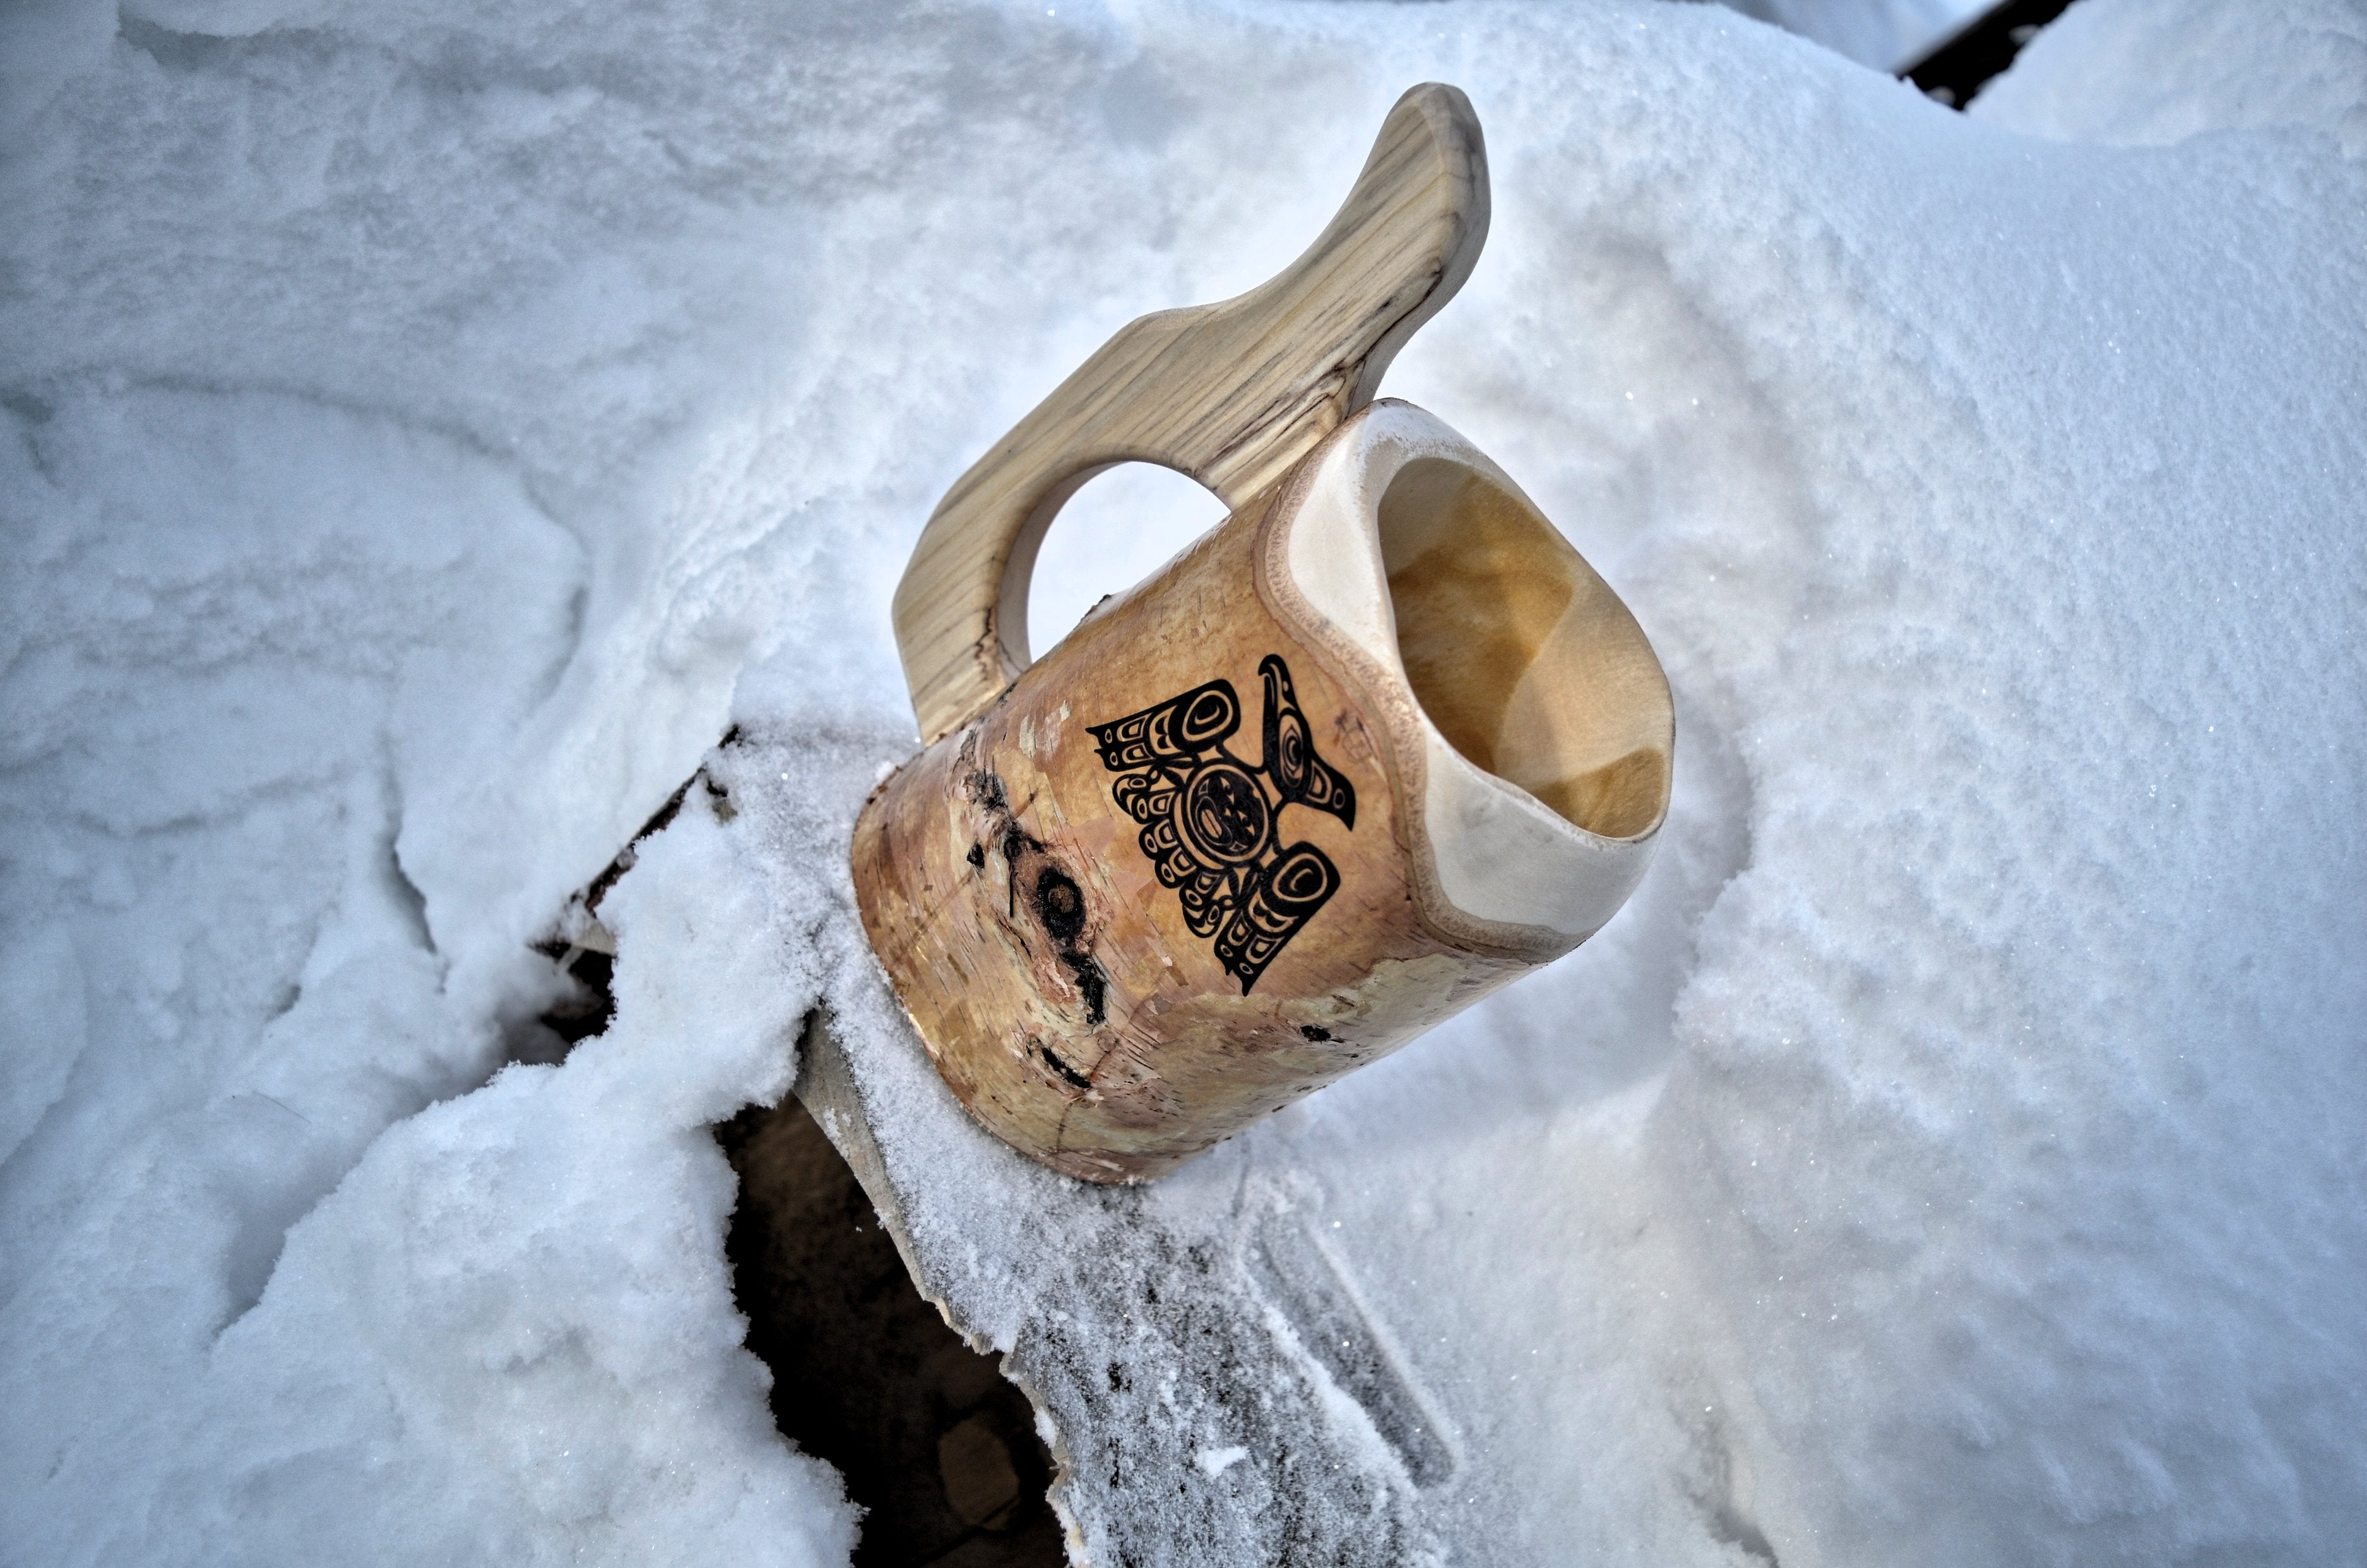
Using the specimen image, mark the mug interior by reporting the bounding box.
[1376,458,1670,841]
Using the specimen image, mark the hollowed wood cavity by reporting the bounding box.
[1379,458,1670,840]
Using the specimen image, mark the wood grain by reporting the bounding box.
[855,437,1574,1184]
[892,82,1489,745]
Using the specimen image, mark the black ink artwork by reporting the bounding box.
[1089,654,1356,994]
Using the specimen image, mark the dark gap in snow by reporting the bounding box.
[528,945,614,1057]
[525,738,751,1061]
[578,776,697,917]
[576,733,746,924]
[718,1093,1065,1568]
[518,760,1063,1559]
[1901,0,2072,107]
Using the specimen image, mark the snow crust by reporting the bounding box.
[5,0,2365,1564]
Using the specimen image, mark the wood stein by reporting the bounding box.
[852,85,1673,1182]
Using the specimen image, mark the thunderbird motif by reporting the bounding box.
[1089,655,1356,993]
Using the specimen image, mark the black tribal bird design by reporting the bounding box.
[1089,655,1356,994]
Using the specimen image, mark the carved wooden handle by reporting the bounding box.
[891,82,1490,745]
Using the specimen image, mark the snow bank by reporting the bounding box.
[147,809,850,1565]
[1721,0,1982,71]
[1971,0,2367,150]
[4,0,2364,1564]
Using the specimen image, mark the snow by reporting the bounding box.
[5,0,2365,1565]
[1969,0,2367,151]
[1719,0,1985,71]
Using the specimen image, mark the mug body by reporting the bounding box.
[853,401,1671,1182]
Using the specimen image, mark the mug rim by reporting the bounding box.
[1255,399,1674,948]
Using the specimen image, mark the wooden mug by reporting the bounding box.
[853,85,1673,1182]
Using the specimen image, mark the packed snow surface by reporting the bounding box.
[4,0,2364,1564]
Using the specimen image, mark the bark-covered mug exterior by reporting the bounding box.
[852,86,1673,1182]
